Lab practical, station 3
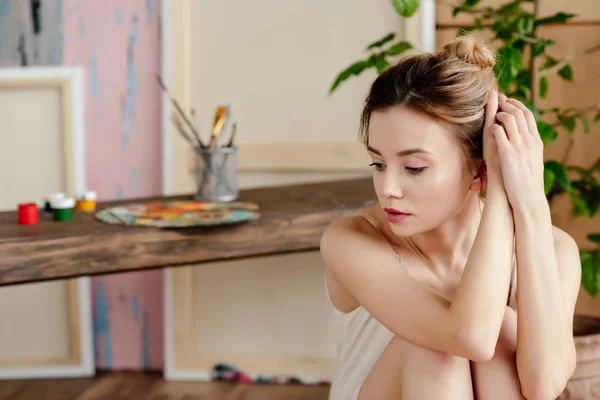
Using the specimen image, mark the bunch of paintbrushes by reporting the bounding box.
[156,75,237,149]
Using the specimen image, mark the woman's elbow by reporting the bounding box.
[456,328,497,362]
[521,357,575,400]
[521,378,568,400]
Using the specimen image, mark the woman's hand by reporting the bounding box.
[493,98,546,210]
[482,90,503,189]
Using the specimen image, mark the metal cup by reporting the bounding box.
[195,146,238,202]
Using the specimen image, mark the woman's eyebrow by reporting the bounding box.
[367,145,432,157]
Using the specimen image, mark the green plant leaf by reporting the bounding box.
[562,117,576,133]
[541,55,559,70]
[537,121,558,144]
[517,15,534,35]
[516,70,530,89]
[571,192,592,217]
[366,33,396,51]
[594,110,600,122]
[545,160,572,192]
[544,167,555,195]
[372,57,390,73]
[494,47,522,92]
[582,117,590,133]
[390,0,419,17]
[589,234,600,246]
[329,60,371,94]
[533,42,545,57]
[497,1,524,16]
[465,0,481,6]
[523,100,541,121]
[572,177,600,217]
[534,12,577,27]
[386,41,413,56]
[581,251,600,297]
[539,76,549,98]
[457,27,475,37]
[558,64,573,81]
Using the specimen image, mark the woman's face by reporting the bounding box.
[367,106,476,237]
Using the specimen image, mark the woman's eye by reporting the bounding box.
[368,162,385,171]
[406,167,426,174]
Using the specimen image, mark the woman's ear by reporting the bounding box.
[471,161,487,193]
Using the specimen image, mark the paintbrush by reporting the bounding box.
[156,75,206,148]
[172,114,196,147]
[225,122,237,147]
[209,105,229,148]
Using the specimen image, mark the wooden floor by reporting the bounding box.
[0,371,331,400]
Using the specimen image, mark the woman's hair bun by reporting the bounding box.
[441,35,496,69]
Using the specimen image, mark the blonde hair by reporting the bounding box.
[359,35,498,175]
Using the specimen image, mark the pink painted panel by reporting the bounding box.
[63,0,164,370]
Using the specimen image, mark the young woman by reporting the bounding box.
[320,36,581,399]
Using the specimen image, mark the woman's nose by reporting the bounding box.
[382,172,404,199]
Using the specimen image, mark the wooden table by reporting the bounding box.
[1,177,599,398]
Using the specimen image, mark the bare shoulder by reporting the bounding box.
[320,212,387,269]
[321,215,372,270]
[320,212,391,312]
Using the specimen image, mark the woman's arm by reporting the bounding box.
[321,180,513,362]
[513,207,580,399]
[493,98,580,399]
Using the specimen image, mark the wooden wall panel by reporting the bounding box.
[539,0,600,23]
[437,0,597,28]
[436,0,517,27]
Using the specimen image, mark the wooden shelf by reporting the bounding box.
[0,178,375,287]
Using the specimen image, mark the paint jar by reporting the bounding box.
[44,192,66,213]
[76,190,97,212]
[18,203,39,225]
[52,197,75,222]
[195,146,238,202]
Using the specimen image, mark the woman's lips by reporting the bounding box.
[383,208,411,224]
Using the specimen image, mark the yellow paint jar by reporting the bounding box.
[76,190,97,212]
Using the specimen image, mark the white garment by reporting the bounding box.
[325,216,517,400]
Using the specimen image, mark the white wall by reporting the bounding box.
[167,0,424,194]
[189,0,403,145]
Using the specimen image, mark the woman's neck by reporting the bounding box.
[394,195,484,276]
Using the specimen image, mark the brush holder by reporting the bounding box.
[195,146,238,202]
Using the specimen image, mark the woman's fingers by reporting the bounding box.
[507,98,539,140]
[498,102,529,140]
[495,111,520,142]
[484,90,499,132]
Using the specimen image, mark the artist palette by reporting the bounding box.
[95,200,260,228]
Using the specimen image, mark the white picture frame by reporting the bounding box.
[0,66,94,379]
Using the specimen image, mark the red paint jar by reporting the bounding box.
[18,203,39,225]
